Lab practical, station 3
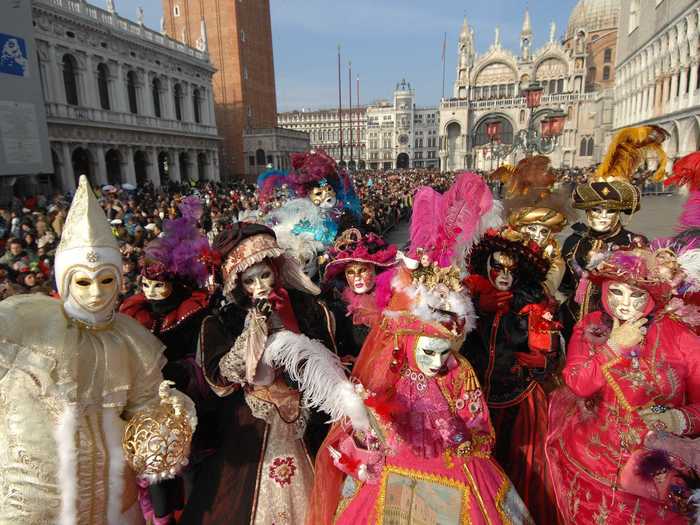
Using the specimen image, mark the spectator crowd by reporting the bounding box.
[0,168,455,302]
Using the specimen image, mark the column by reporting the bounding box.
[169,150,181,183]
[181,83,192,123]
[122,146,137,185]
[688,62,699,108]
[84,54,98,108]
[206,88,216,126]
[212,149,220,181]
[680,66,689,99]
[669,73,678,110]
[114,62,127,112]
[60,143,77,193]
[142,72,154,117]
[94,144,108,186]
[160,76,172,120]
[48,44,65,104]
[145,148,160,188]
[188,149,198,180]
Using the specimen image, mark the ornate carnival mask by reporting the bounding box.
[606,281,649,321]
[414,336,452,378]
[587,206,620,233]
[519,224,551,246]
[487,251,515,291]
[309,182,337,210]
[241,262,276,300]
[142,277,174,302]
[344,262,376,295]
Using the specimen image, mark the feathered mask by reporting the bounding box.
[409,171,502,267]
[143,196,210,287]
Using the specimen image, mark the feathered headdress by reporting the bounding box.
[499,155,557,198]
[409,171,502,267]
[594,125,669,183]
[143,196,210,287]
[500,155,571,233]
[573,125,669,214]
[266,149,362,218]
[257,168,292,209]
[665,152,700,232]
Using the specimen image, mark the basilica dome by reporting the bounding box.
[565,0,620,40]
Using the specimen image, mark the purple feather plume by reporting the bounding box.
[145,197,209,287]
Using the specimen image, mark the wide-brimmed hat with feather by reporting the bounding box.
[572,125,669,214]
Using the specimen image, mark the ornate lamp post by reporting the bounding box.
[499,81,567,157]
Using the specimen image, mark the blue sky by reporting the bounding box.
[114,0,578,110]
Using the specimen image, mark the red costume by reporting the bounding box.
[547,251,700,524]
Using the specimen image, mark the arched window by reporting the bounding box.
[255,148,266,165]
[587,137,595,156]
[580,138,588,156]
[126,71,138,114]
[97,63,110,110]
[604,48,612,63]
[603,66,611,81]
[173,83,183,121]
[557,78,564,93]
[519,109,526,123]
[152,77,161,118]
[62,54,79,106]
[193,88,202,123]
[549,79,557,94]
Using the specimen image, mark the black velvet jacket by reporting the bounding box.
[559,222,647,335]
[462,287,559,406]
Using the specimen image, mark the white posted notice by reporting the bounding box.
[0,100,42,165]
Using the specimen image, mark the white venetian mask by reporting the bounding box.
[68,268,119,314]
[606,282,648,321]
[414,336,452,378]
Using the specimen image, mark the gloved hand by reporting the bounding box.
[608,317,647,352]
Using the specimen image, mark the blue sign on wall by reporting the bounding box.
[0,33,28,77]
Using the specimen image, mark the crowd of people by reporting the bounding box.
[1,125,700,525]
[0,167,452,302]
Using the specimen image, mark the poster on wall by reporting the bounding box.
[0,0,52,177]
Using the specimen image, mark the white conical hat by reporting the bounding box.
[54,175,122,298]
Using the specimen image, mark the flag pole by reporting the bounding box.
[337,45,343,163]
[441,31,447,100]
[349,60,353,167]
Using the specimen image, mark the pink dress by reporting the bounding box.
[333,355,533,525]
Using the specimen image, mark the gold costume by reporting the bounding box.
[0,176,176,525]
[0,295,165,525]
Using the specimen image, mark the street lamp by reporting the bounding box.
[498,81,567,157]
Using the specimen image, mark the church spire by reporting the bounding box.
[520,9,532,60]
[196,17,208,52]
[453,16,474,99]
[521,9,532,35]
